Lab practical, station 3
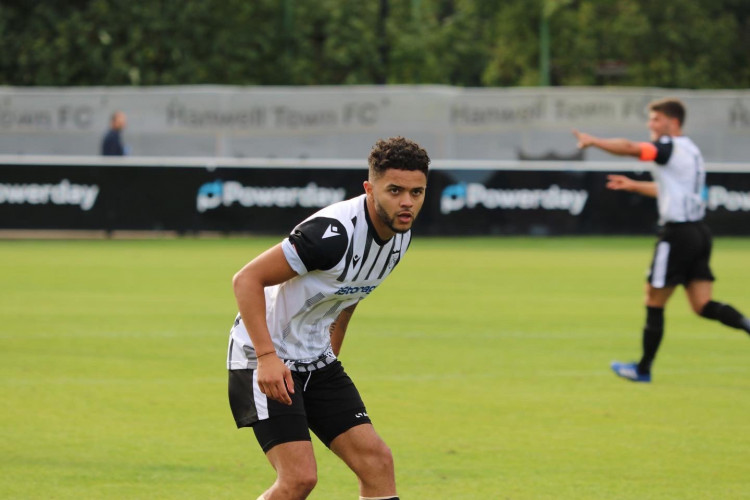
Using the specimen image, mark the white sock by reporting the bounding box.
[359,496,399,500]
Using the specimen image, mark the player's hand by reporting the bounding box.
[572,129,595,149]
[256,354,295,405]
[606,174,634,191]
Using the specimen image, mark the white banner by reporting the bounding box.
[1,85,748,161]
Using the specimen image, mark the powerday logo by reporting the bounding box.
[0,179,100,211]
[196,180,346,213]
[440,182,589,216]
[707,185,750,211]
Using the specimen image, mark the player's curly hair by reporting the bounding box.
[368,136,430,179]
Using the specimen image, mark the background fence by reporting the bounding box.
[2,156,749,236]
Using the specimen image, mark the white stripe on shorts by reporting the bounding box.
[252,369,269,420]
[651,241,670,288]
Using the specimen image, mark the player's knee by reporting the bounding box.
[296,470,318,494]
[700,300,720,319]
[278,470,317,497]
[691,300,709,315]
[365,441,395,477]
[380,444,395,469]
[298,475,318,496]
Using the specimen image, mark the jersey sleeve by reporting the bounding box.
[283,217,349,274]
[651,136,673,165]
[639,137,673,165]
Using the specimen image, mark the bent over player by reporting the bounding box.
[227,136,429,499]
[573,98,750,383]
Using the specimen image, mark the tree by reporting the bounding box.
[0,0,748,88]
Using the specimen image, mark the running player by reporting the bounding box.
[573,98,750,383]
[227,136,429,499]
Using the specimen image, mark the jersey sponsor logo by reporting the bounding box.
[440,182,588,215]
[196,180,346,213]
[334,285,377,296]
[0,179,99,211]
[322,223,342,239]
[707,185,750,211]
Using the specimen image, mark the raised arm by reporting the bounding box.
[232,243,298,405]
[572,129,643,157]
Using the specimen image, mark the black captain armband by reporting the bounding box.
[289,217,349,271]
[653,136,673,165]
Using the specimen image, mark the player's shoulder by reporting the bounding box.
[287,195,364,272]
[652,135,676,165]
[673,135,700,150]
[668,135,703,159]
[657,135,673,145]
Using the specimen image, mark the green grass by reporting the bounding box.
[1,236,749,499]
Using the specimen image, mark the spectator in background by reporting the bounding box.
[101,111,128,156]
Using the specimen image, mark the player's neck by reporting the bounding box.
[365,197,395,242]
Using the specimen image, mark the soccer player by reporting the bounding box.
[573,98,750,383]
[227,136,429,499]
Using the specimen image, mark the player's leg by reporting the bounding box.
[688,280,750,335]
[259,440,318,500]
[330,423,397,499]
[637,229,683,374]
[229,369,317,499]
[642,235,678,364]
[636,283,675,375]
[684,223,750,335]
[612,234,678,382]
[303,361,399,499]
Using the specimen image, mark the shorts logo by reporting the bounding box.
[355,412,369,419]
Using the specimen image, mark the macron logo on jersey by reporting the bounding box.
[322,224,342,239]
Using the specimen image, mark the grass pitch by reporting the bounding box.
[1,236,748,499]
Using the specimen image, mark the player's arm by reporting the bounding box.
[573,129,651,158]
[232,243,297,405]
[329,302,358,357]
[606,174,658,198]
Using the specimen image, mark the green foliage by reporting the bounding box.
[0,0,748,88]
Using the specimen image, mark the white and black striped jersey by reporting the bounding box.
[649,135,706,224]
[227,194,412,369]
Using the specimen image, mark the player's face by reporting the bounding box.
[113,112,127,130]
[364,168,427,239]
[647,111,675,141]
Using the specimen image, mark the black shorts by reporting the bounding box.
[647,221,715,288]
[228,360,371,452]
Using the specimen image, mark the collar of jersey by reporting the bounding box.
[362,196,393,246]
